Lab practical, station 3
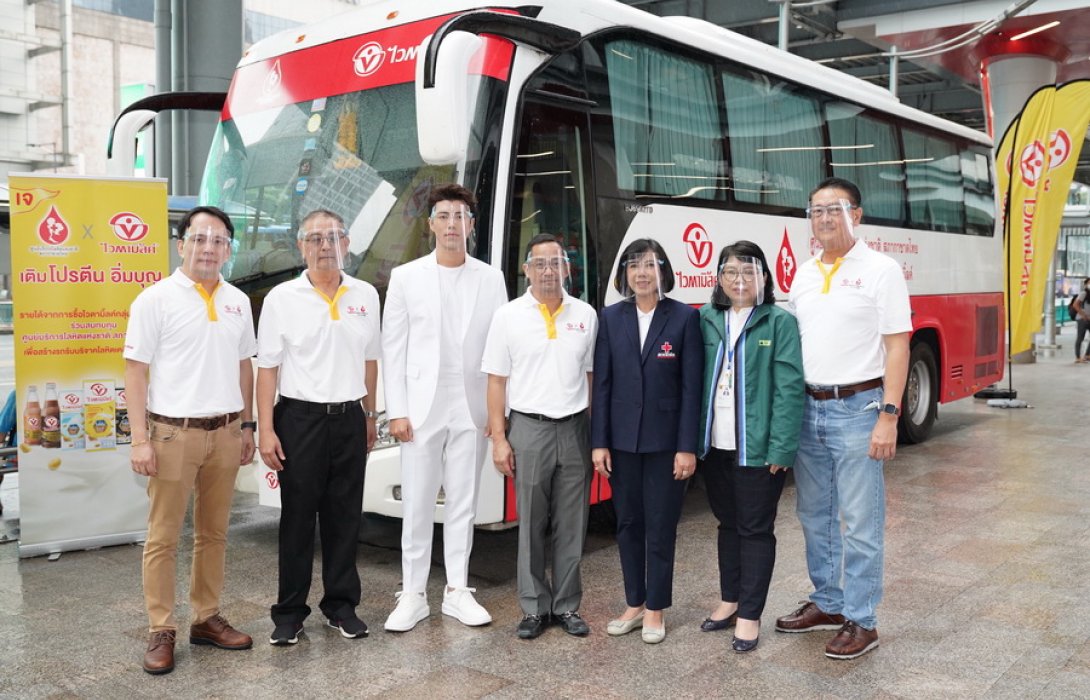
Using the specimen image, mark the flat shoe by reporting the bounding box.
[700,612,738,632]
[641,625,666,644]
[607,612,644,636]
[732,634,759,653]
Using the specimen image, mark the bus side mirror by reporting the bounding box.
[415,31,483,165]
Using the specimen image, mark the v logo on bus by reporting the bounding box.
[683,223,712,268]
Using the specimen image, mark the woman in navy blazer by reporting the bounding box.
[591,238,703,644]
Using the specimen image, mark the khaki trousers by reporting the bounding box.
[143,417,241,632]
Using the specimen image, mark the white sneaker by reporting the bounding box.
[383,591,430,632]
[441,587,492,626]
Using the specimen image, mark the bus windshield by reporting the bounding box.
[200,76,505,303]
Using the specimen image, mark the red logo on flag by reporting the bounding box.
[38,205,70,245]
[1048,129,1071,170]
[109,212,149,242]
[776,228,797,293]
[683,223,712,268]
[1019,140,1046,188]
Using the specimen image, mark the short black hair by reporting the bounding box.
[428,183,477,217]
[524,232,563,261]
[613,238,675,294]
[809,177,862,207]
[176,205,234,240]
[710,240,775,310]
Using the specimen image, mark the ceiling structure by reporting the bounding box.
[617,0,1090,187]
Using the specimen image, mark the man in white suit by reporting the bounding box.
[382,183,508,632]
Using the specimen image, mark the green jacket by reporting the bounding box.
[698,303,805,466]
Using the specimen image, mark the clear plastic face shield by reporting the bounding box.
[807,196,858,255]
[619,250,665,302]
[429,201,473,257]
[298,222,348,273]
[719,255,765,308]
[179,222,233,282]
[524,249,570,300]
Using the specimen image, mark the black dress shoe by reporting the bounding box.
[700,612,738,632]
[517,614,548,640]
[556,611,589,637]
[732,634,760,653]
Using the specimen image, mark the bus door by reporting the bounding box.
[507,95,611,507]
[506,98,597,305]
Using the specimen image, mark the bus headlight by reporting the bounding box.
[373,411,398,450]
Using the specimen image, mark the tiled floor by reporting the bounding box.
[2,349,1089,698]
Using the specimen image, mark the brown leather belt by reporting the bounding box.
[148,411,240,430]
[805,378,883,401]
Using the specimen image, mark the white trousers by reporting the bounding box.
[399,381,487,593]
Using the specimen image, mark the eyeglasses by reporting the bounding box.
[525,257,567,272]
[720,267,760,281]
[302,231,348,246]
[185,233,231,248]
[432,212,473,223]
[805,204,857,219]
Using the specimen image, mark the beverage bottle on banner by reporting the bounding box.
[42,383,61,448]
[60,387,85,451]
[115,387,130,445]
[24,384,42,446]
[83,379,116,451]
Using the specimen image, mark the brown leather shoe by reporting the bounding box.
[825,621,879,659]
[775,601,846,633]
[143,629,176,675]
[189,614,253,650]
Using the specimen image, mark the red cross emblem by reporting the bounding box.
[661,342,672,353]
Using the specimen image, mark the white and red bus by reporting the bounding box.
[110,0,1003,527]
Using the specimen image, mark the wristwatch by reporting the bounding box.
[880,403,900,416]
[363,410,377,419]
[241,421,257,431]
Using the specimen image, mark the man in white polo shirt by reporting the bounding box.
[125,205,257,675]
[776,177,911,660]
[483,233,597,640]
[257,209,380,646]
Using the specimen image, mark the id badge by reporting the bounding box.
[715,361,734,408]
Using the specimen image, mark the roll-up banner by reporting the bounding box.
[8,174,168,558]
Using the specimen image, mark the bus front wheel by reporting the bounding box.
[899,341,937,444]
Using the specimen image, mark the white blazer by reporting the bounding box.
[381,251,508,429]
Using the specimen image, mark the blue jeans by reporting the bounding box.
[793,386,885,630]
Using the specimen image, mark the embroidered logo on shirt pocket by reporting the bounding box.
[758,339,772,347]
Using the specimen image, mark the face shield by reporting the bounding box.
[180,225,233,282]
[524,252,570,299]
[429,203,473,257]
[718,255,765,308]
[299,226,348,272]
[619,250,665,302]
[808,197,857,254]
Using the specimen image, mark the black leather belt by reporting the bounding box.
[512,409,586,424]
[805,378,883,401]
[148,411,240,430]
[279,396,362,415]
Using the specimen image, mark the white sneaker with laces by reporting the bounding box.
[383,591,430,632]
[442,587,492,626]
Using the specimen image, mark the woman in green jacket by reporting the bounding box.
[697,240,804,652]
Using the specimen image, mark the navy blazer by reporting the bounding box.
[591,297,703,454]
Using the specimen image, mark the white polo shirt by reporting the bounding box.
[124,268,256,417]
[789,239,912,385]
[481,288,597,419]
[257,272,381,402]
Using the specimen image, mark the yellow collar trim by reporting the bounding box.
[193,282,220,321]
[537,303,563,340]
[815,258,844,294]
[313,285,348,320]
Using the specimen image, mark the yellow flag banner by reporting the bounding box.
[8,174,168,557]
[999,81,1090,355]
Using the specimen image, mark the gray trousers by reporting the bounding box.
[508,410,592,616]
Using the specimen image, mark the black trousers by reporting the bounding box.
[610,450,686,611]
[701,448,786,620]
[1077,319,1090,359]
[270,400,367,625]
